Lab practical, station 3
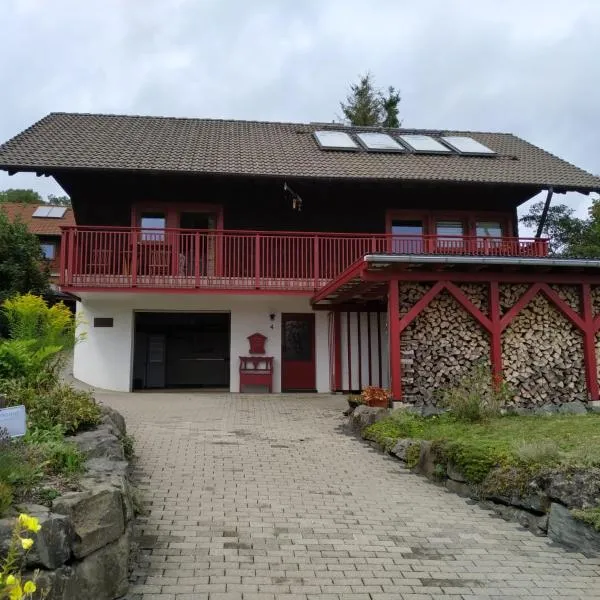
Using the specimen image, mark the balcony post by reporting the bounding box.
[313,235,320,290]
[131,229,138,287]
[254,234,261,289]
[194,231,200,287]
[59,229,68,286]
[67,228,75,287]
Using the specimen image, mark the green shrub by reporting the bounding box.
[572,507,600,531]
[3,381,101,434]
[41,441,85,476]
[0,339,62,381]
[122,434,135,460]
[515,439,561,465]
[0,481,13,517]
[405,442,421,468]
[437,363,510,422]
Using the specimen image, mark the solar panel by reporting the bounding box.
[314,131,358,151]
[441,136,496,155]
[32,206,52,217]
[32,206,67,218]
[356,132,404,152]
[398,134,452,154]
[48,206,67,218]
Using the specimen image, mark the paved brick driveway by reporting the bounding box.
[99,391,600,600]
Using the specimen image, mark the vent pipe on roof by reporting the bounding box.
[535,187,554,239]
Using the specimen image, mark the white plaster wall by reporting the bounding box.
[340,311,389,391]
[74,293,329,393]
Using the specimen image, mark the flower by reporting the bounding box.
[20,537,34,550]
[6,574,17,585]
[23,581,36,594]
[9,583,24,600]
[17,514,41,533]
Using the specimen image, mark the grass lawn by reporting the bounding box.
[363,411,600,486]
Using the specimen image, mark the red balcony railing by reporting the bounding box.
[60,227,549,291]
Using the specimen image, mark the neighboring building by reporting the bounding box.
[1,113,600,406]
[0,202,75,284]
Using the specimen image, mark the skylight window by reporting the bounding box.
[398,134,452,154]
[441,136,496,156]
[356,132,404,152]
[32,206,67,218]
[314,131,358,151]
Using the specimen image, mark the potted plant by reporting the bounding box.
[361,386,391,408]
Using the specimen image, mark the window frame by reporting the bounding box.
[40,242,56,260]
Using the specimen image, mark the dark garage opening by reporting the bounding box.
[133,312,230,390]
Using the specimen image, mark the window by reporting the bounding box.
[476,221,503,238]
[435,220,464,252]
[391,220,424,253]
[40,243,56,260]
[140,212,166,241]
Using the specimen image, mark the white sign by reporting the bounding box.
[0,405,27,438]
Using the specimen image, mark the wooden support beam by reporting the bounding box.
[500,283,542,331]
[444,281,492,332]
[388,281,402,402]
[398,281,446,333]
[489,281,503,388]
[582,283,599,400]
[538,283,585,330]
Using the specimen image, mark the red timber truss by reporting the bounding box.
[313,259,600,401]
[387,280,600,402]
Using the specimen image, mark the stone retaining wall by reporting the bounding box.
[349,406,600,556]
[0,406,134,600]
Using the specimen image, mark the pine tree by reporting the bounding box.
[340,74,402,128]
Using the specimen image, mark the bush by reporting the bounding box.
[20,383,100,434]
[438,362,510,422]
[0,481,13,517]
[572,507,600,531]
[0,294,76,383]
[515,439,561,465]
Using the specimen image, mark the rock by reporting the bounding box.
[350,405,388,432]
[99,405,126,437]
[534,403,559,415]
[539,468,600,509]
[52,487,125,559]
[514,492,550,514]
[84,458,129,478]
[421,405,444,417]
[548,503,600,555]
[32,528,130,600]
[558,401,587,415]
[415,441,438,479]
[447,462,468,483]
[70,426,124,461]
[446,479,472,498]
[390,438,418,462]
[588,401,600,413]
[482,501,548,536]
[18,504,75,570]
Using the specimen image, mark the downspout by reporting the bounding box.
[535,187,554,239]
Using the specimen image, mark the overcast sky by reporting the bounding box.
[1,0,599,223]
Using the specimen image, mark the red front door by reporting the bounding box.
[281,313,316,392]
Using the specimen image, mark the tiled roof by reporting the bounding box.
[0,113,599,193]
[0,202,75,236]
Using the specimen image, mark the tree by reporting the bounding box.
[47,195,71,207]
[0,212,49,306]
[520,197,600,257]
[340,73,402,128]
[0,189,43,204]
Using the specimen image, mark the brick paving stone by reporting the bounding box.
[100,391,600,600]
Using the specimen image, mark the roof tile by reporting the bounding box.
[0,113,598,193]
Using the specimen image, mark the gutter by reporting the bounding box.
[363,254,600,269]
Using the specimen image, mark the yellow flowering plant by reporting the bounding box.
[0,514,41,600]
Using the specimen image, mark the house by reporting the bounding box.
[0,201,75,285]
[1,112,600,405]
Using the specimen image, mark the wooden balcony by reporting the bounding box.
[59,227,549,292]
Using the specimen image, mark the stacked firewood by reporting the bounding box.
[400,285,488,402]
[501,293,586,404]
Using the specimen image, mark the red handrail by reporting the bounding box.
[60,227,549,290]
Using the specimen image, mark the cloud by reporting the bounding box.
[1,0,598,218]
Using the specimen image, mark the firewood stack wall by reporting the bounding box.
[397,282,588,407]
